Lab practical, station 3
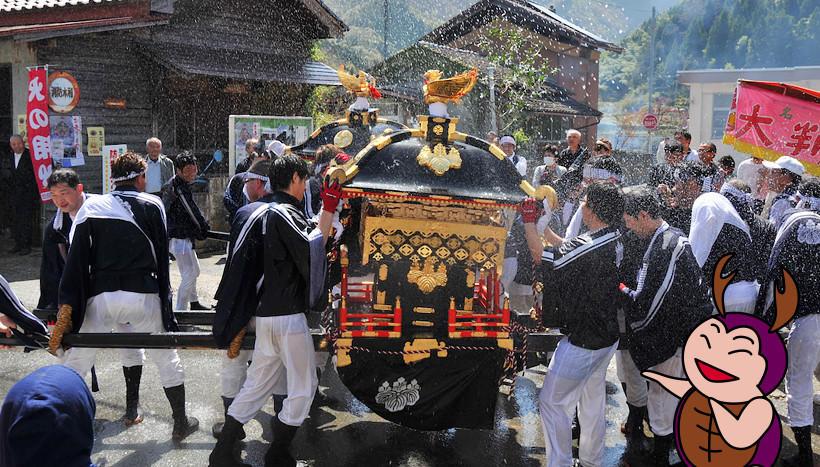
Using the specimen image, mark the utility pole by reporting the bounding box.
[382,0,389,58]
[646,6,656,154]
[488,66,497,133]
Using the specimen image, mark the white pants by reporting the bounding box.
[646,349,683,436]
[786,314,820,427]
[616,350,648,407]
[62,291,185,388]
[228,314,318,427]
[539,337,618,467]
[220,320,288,398]
[221,350,289,399]
[723,281,759,314]
[170,238,200,309]
[616,348,682,435]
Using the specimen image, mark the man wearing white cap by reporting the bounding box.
[267,139,287,158]
[762,155,804,227]
[499,135,527,177]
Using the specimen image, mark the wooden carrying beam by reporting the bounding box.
[34,309,218,326]
[0,329,576,353]
[0,329,326,350]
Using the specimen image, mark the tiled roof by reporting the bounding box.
[524,95,602,117]
[422,0,622,53]
[0,0,122,13]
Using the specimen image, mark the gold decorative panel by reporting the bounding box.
[368,202,502,226]
[361,217,507,273]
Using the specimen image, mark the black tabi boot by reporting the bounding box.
[163,384,199,442]
[212,396,246,440]
[651,434,674,467]
[122,365,143,426]
[208,415,250,467]
[782,425,814,467]
[623,404,651,461]
[264,417,298,467]
[190,301,210,310]
[571,409,581,440]
[272,394,286,415]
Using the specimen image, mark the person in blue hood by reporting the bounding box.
[0,365,96,467]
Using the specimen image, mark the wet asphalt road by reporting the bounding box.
[1,242,817,466]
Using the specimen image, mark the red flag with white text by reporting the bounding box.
[26,67,54,203]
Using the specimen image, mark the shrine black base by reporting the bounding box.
[336,341,506,431]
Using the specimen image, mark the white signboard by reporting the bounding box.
[101,144,127,193]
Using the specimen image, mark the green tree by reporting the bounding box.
[703,11,730,65]
[473,26,558,132]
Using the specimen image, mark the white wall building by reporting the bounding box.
[678,66,820,162]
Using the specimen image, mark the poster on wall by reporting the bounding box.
[16,115,26,141]
[87,127,105,156]
[50,115,85,167]
[26,67,54,203]
[227,115,313,177]
[101,144,127,193]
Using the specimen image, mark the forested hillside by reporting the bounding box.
[320,0,477,68]
[600,0,820,103]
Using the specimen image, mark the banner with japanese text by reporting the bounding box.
[724,80,820,175]
[101,144,127,193]
[26,67,54,203]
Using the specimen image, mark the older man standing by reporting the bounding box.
[144,137,174,196]
[4,135,40,255]
[557,129,589,169]
[499,135,527,177]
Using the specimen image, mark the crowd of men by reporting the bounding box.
[505,129,817,467]
[0,128,818,467]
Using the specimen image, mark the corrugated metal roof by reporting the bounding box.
[0,0,122,13]
[677,66,820,84]
[0,16,167,40]
[141,43,341,86]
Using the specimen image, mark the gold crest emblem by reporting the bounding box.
[406,257,448,294]
[334,129,354,148]
[417,143,461,176]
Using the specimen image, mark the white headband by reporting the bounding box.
[243,171,269,183]
[719,183,754,206]
[582,165,621,182]
[499,136,516,146]
[110,170,145,183]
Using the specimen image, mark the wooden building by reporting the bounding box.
[0,0,347,194]
[373,0,620,147]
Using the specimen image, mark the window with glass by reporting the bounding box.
[711,93,733,139]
